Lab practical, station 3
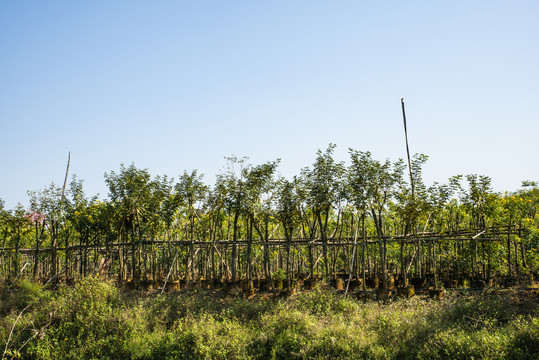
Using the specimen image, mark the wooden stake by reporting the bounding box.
[401,99,414,197]
[61,151,71,201]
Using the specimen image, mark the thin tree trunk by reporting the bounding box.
[507,223,512,275]
[247,216,253,292]
[317,211,329,280]
[372,208,387,289]
[231,211,239,282]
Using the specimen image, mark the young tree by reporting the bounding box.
[276,177,302,289]
[175,170,208,282]
[105,163,172,283]
[348,149,404,289]
[452,174,497,277]
[392,154,429,284]
[244,160,279,290]
[218,156,279,284]
[28,183,67,280]
[303,144,345,280]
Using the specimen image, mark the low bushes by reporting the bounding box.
[1,279,538,359]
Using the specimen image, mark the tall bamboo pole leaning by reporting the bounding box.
[401,99,415,287]
[59,152,70,281]
[401,99,414,203]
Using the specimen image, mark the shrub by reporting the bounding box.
[27,277,133,360]
[417,328,511,360]
[144,331,201,360]
[288,287,356,316]
[0,279,52,315]
[257,310,315,359]
[508,316,539,359]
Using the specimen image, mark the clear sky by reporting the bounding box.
[1,1,538,209]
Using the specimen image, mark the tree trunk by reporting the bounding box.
[231,211,239,281]
[33,222,45,279]
[362,214,366,291]
[507,223,512,275]
[285,224,292,289]
[372,208,387,289]
[247,216,253,293]
[131,219,137,283]
[317,211,329,280]
[50,222,58,281]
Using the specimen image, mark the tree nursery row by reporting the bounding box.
[1,146,538,294]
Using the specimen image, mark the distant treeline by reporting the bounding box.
[1,145,538,289]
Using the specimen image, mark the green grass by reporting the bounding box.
[1,278,538,359]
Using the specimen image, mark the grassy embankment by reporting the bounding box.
[1,278,538,359]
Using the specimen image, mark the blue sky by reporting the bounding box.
[1,1,538,209]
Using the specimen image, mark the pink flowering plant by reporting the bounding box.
[24,211,46,226]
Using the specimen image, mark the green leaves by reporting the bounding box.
[276,178,302,237]
[175,170,208,210]
[218,156,280,216]
[105,163,176,237]
[348,149,404,213]
[302,144,345,214]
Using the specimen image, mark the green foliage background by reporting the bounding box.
[1,147,538,286]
